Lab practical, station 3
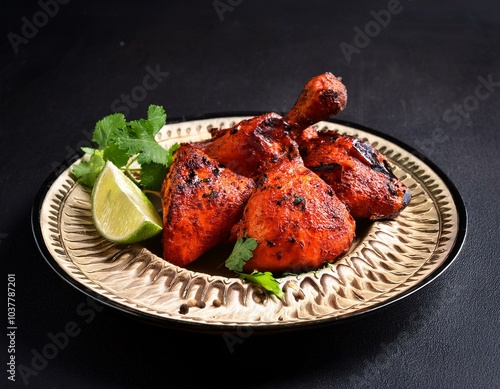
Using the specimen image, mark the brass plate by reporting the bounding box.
[32,116,466,332]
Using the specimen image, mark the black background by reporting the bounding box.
[1,1,499,388]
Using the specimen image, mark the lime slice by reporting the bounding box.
[91,161,162,243]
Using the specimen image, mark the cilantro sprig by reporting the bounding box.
[225,237,284,299]
[225,237,258,272]
[239,271,284,299]
[71,105,179,191]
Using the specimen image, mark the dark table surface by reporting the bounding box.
[1,1,499,388]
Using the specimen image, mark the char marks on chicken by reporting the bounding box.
[285,72,348,136]
[160,72,411,273]
[231,155,355,274]
[299,131,411,220]
[161,144,255,267]
[203,112,299,179]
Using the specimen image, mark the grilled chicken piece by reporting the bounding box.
[201,73,347,179]
[203,112,299,179]
[284,72,347,136]
[231,156,355,274]
[300,131,411,220]
[161,144,255,267]
[160,72,408,272]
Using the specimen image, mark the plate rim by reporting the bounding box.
[31,113,468,334]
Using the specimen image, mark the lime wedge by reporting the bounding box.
[91,161,162,243]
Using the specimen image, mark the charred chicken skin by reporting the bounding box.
[202,72,347,179]
[160,72,411,273]
[203,112,299,180]
[299,131,411,220]
[161,144,255,267]
[285,72,348,136]
[231,156,355,274]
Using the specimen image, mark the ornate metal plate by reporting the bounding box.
[32,116,467,333]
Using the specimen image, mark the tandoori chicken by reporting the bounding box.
[299,131,411,220]
[202,112,298,179]
[231,155,356,274]
[285,72,348,137]
[161,144,255,267]
[160,72,410,274]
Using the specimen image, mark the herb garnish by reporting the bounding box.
[225,237,285,299]
[71,105,179,191]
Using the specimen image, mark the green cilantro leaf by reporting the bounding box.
[102,143,129,168]
[92,113,126,149]
[81,147,96,155]
[140,143,180,191]
[140,162,168,191]
[164,142,180,167]
[225,237,258,272]
[129,118,156,137]
[225,237,285,299]
[239,271,284,300]
[71,150,105,187]
[71,105,174,190]
[147,104,167,134]
[113,119,169,165]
